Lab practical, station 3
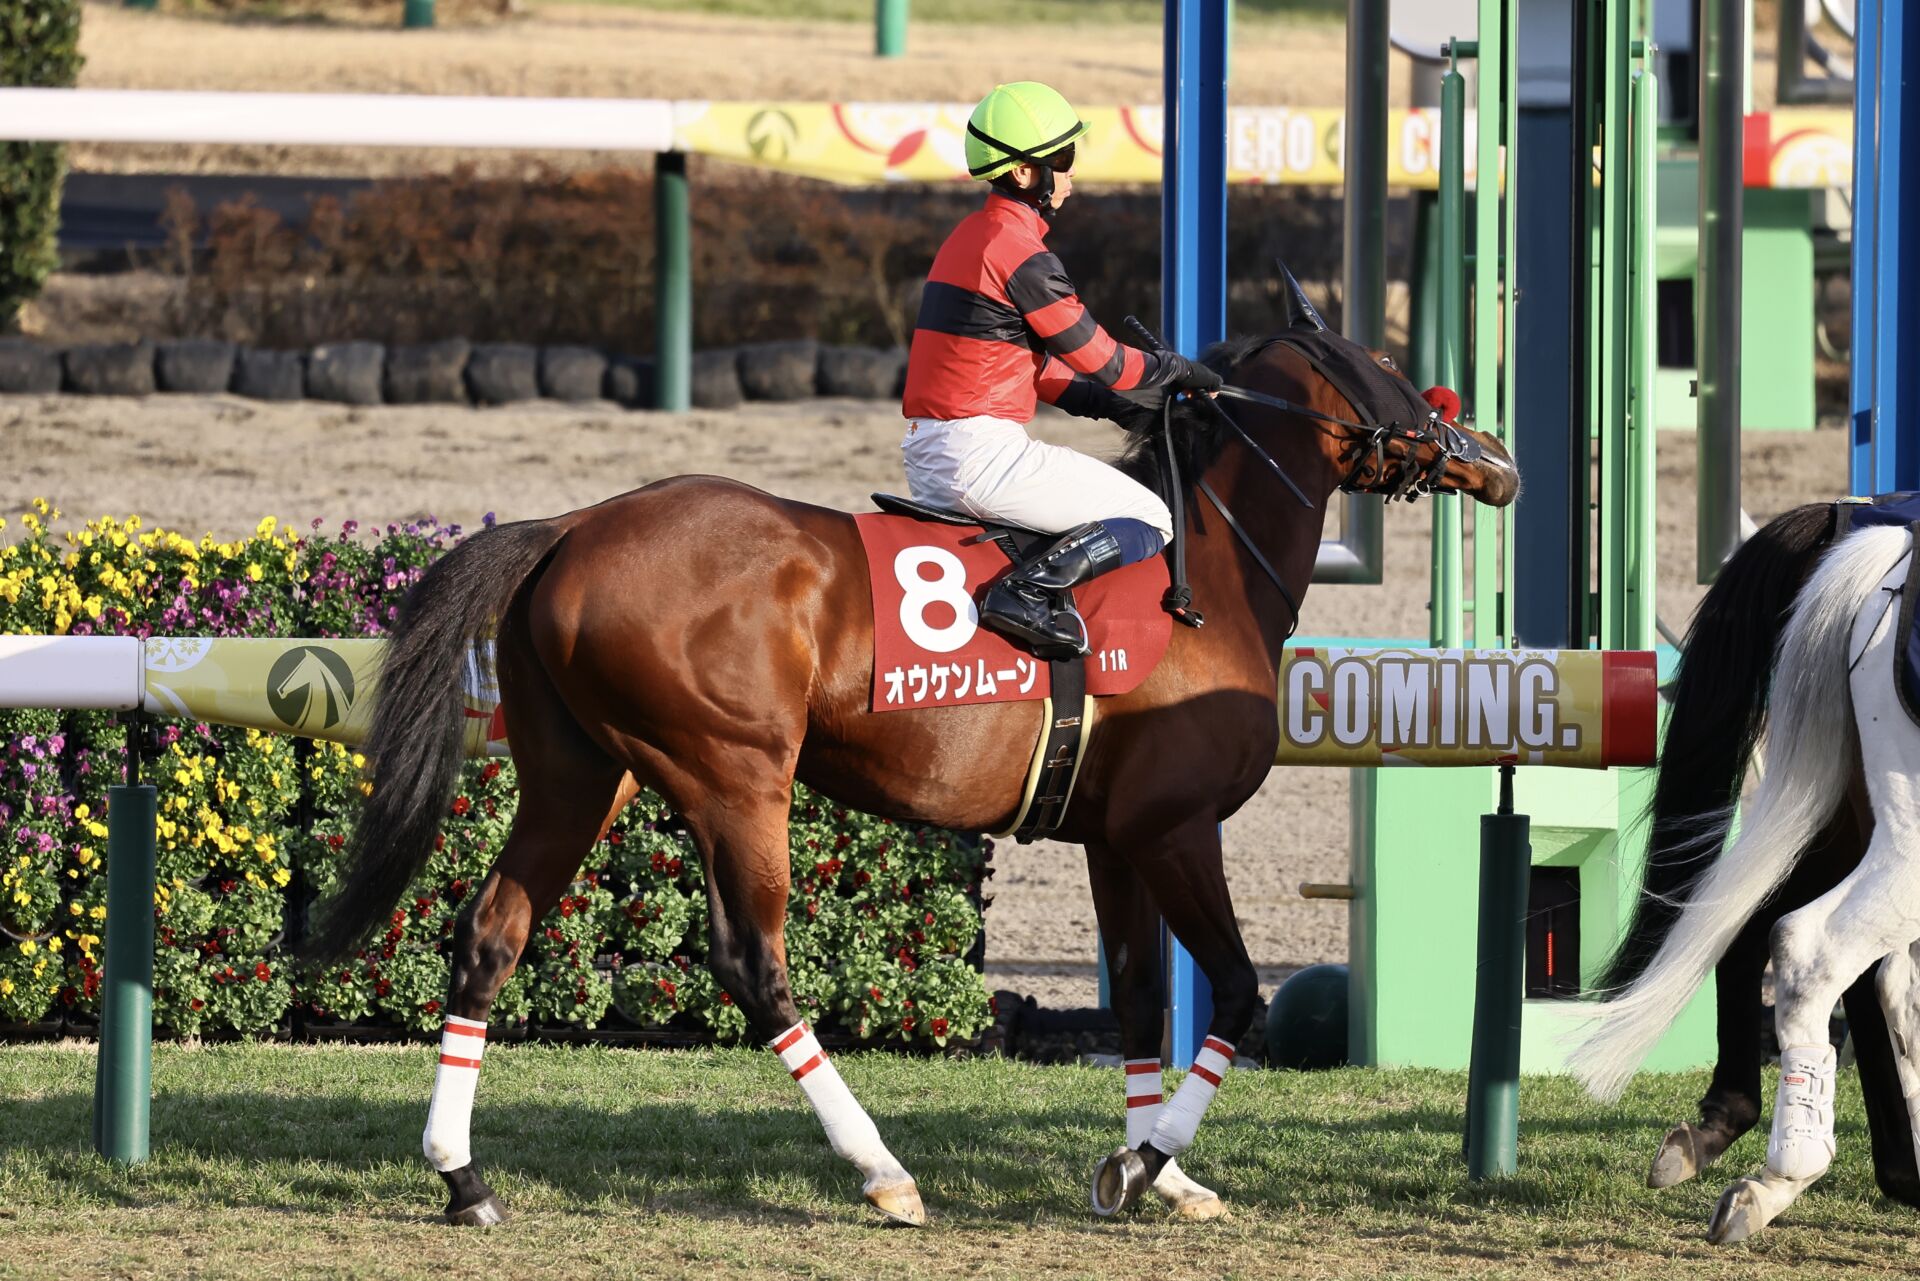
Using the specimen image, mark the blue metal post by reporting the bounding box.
[1871,0,1918,492]
[1850,0,1879,494]
[1160,0,1229,1069]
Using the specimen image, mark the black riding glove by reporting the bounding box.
[1165,353,1224,394]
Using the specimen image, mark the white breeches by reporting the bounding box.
[903,414,1174,544]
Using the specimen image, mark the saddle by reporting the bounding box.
[868,493,1095,844]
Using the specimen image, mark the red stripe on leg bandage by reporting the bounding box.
[438,1053,483,1070]
[772,1023,810,1054]
[1125,1093,1163,1108]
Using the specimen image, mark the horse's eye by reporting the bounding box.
[1379,356,1397,370]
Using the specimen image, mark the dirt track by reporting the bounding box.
[0,391,1848,1007]
[69,0,1397,178]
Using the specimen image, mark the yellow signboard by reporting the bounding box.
[1274,647,1658,769]
[672,102,1463,189]
[138,637,503,758]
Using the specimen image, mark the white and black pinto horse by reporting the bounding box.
[1572,498,1920,1243]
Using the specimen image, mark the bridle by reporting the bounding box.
[1126,316,1492,638]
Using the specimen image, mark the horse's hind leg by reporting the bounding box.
[428,653,635,1226]
[1084,841,1223,1220]
[675,782,925,1227]
[1713,647,1920,1243]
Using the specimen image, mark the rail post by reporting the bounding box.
[1465,764,1529,1179]
[1430,47,1468,648]
[876,0,909,57]
[403,0,435,30]
[654,150,691,412]
[95,768,157,1164]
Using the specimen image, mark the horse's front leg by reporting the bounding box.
[1084,841,1225,1220]
[1648,910,1770,1188]
[1086,817,1259,1217]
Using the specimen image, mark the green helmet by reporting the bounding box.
[965,82,1089,181]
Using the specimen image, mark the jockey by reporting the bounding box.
[900,81,1222,658]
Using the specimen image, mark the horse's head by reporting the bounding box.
[1228,264,1519,508]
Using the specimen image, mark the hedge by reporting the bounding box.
[0,0,82,330]
[0,501,993,1046]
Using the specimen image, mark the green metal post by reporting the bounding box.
[1696,0,1744,581]
[655,151,691,413]
[122,0,156,9]
[403,0,435,28]
[1431,54,1468,648]
[96,783,156,1165]
[1465,766,1530,1179]
[1626,65,1659,650]
[1596,0,1636,649]
[1471,0,1508,649]
[876,0,909,56]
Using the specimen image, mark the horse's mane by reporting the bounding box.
[1114,335,1272,500]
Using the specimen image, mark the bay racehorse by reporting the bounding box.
[303,276,1519,1227]
[1573,506,1920,1242]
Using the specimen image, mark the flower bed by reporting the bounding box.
[0,501,992,1046]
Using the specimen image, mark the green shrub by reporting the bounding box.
[0,0,82,331]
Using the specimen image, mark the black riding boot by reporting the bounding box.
[978,521,1125,658]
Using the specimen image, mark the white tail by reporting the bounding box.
[1569,524,1911,1102]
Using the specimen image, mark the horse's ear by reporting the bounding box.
[1275,259,1328,331]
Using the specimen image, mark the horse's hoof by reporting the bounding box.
[865,1177,926,1227]
[1091,1145,1149,1218]
[1707,1178,1767,1245]
[1152,1160,1228,1220]
[445,1193,508,1227]
[1648,1124,1705,1189]
[439,1164,508,1227]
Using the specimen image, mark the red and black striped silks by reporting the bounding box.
[902,192,1179,423]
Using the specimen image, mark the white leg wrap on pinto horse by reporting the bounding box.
[423,1015,488,1171]
[1766,1044,1838,1182]
[1146,1037,1234,1158]
[771,1021,909,1186]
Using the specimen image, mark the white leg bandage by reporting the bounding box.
[771,1021,907,1186]
[1124,1058,1163,1148]
[423,1014,488,1171]
[1146,1037,1233,1159]
[1767,1043,1838,1181]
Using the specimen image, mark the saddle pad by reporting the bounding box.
[1837,494,1920,726]
[854,512,1172,712]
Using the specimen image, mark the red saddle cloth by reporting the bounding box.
[854,513,1173,712]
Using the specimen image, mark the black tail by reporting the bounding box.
[302,517,570,964]
[1600,502,1839,990]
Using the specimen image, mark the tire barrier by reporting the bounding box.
[0,337,909,410]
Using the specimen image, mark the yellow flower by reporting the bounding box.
[0,979,11,996]
[67,902,82,917]
[90,905,106,920]
[47,936,61,953]
[32,498,47,515]
[18,940,35,956]
[256,516,279,538]
[246,563,263,583]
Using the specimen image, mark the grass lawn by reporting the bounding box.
[532,0,1348,26]
[3,1042,1919,1279]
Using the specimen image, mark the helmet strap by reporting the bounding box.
[969,120,1078,222]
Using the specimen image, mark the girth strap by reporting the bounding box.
[996,655,1093,844]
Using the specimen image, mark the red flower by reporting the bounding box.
[901,1016,916,1033]
[424,999,441,1015]
[559,899,575,917]
[720,991,732,1005]
[807,901,818,918]
[482,761,502,782]
[650,852,667,872]
[451,796,471,817]
[608,831,623,846]
[869,986,883,1002]
[931,1018,949,1037]
[190,998,204,1011]
[924,912,935,925]
[855,871,871,887]
[666,858,683,877]
[375,979,392,997]
[254,962,272,983]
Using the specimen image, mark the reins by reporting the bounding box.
[1123,319,1484,638]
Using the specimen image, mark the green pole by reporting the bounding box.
[1465,765,1529,1179]
[1626,64,1659,651]
[403,0,435,29]
[1431,55,1468,648]
[96,782,157,1165]
[655,151,691,412]
[122,0,156,9]
[876,0,908,57]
